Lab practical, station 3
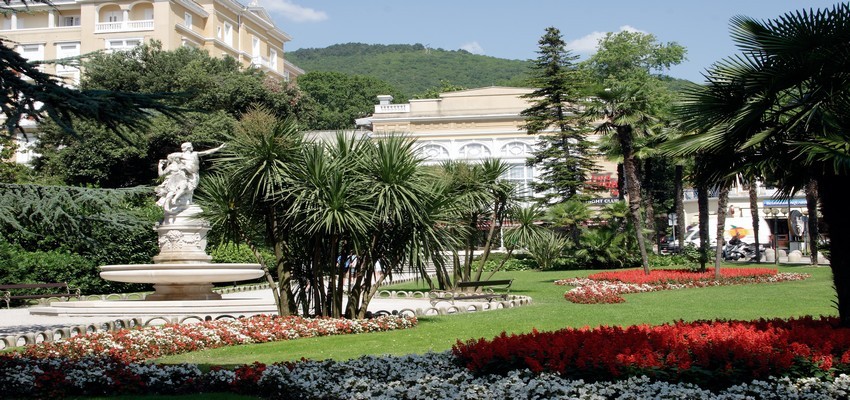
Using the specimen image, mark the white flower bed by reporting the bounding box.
[4,352,850,399]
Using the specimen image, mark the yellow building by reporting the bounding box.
[1,0,303,85]
[359,86,617,200]
[1,0,302,164]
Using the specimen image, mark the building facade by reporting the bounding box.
[358,87,813,251]
[1,0,303,85]
[1,0,302,164]
[359,86,616,200]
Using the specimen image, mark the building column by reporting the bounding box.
[122,8,129,29]
[48,10,55,28]
[10,13,16,30]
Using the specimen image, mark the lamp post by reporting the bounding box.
[764,207,780,265]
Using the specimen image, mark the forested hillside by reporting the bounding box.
[287,43,531,97]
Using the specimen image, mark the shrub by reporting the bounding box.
[209,243,274,264]
[0,241,150,298]
[568,228,641,270]
[526,231,568,270]
[648,253,699,269]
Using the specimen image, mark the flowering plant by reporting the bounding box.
[13,314,417,362]
[453,316,850,389]
[556,268,809,303]
[4,351,850,398]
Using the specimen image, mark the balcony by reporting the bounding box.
[95,19,153,33]
[375,104,410,113]
[251,55,270,69]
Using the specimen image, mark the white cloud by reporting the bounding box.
[261,0,328,22]
[460,41,485,55]
[567,25,646,54]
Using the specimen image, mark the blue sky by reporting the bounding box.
[259,1,840,82]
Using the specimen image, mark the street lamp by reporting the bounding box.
[764,207,780,265]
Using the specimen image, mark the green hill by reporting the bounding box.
[286,43,532,97]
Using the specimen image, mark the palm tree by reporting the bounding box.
[438,159,514,285]
[584,31,686,274]
[545,199,590,245]
[713,182,731,278]
[197,107,304,316]
[670,4,850,325]
[589,85,653,274]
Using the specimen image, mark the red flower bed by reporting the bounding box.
[452,317,850,388]
[556,268,809,304]
[587,268,777,285]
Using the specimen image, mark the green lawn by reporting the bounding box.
[158,264,835,367]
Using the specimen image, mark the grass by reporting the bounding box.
[158,263,835,367]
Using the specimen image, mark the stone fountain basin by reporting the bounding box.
[100,263,264,284]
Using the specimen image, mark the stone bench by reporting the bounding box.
[429,279,513,306]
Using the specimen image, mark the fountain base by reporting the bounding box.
[100,263,264,301]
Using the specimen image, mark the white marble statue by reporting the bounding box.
[156,142,225,212]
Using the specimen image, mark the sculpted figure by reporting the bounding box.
[155,142,225,212]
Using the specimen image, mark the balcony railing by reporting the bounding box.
[251,56,270,68]
[95,19,154,33]
[374,104,410,113]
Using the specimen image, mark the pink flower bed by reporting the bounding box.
[556,268,809,304]
[13,314,417,362]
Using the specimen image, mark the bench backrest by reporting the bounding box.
[456,279,512,289]
[0,283,70,290]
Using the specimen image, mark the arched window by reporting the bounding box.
[458,143,491,159]
[500,141,532,157]
[419,144,450,160]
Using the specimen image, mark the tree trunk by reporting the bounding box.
[617,126,650,274]
[485,247,515,281]
[714,184,730,278]
[674,165,685,255]
[617,163,626,201]
[474,199,505,282]
[697,184,710,272]
[748,179,760,263]
[820,175,849,326]
[269,211,296,316]
[643,159,656,254]
[806,179,819,266]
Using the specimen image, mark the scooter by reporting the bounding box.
[723,239,754,261]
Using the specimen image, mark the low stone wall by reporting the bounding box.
[0,290,532,350]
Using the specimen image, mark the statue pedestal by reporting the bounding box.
[153,205,212,264]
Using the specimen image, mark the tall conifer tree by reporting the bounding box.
[521,27,595,204]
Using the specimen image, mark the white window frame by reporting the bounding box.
[55,42,80,72]
[62,15,81,27]
[223,22,233,45]
[269,49,278,69]
[18,43,44,62]
[183,12,192,28]
[105,38,142,52]
[252,36,260,57]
